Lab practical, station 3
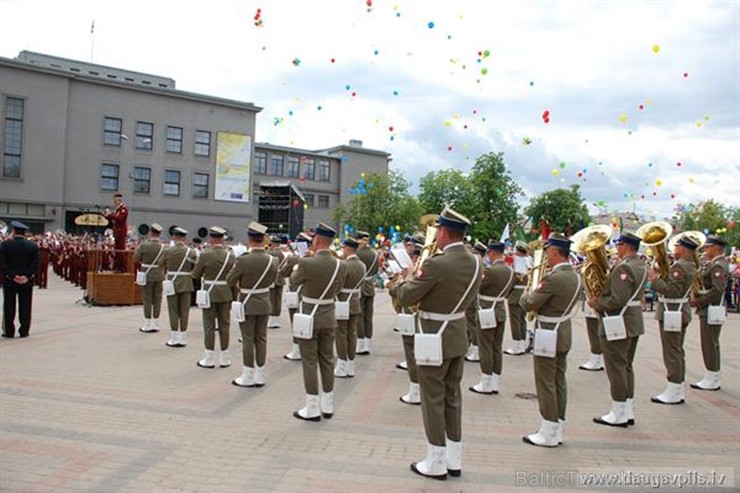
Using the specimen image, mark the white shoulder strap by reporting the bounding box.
[207,251,232,293]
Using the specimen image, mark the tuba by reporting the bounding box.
[414,214,439,272]
[668,230,707,297]
[636,221,673,280]
[571,225,612,299]
[525,238,548,322]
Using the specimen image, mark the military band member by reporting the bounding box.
[290,223,347,421]
[470,241,514,395]
[133,223,166,333]
[267,235,287,329]
[395,207,482,480]
[228,222,278,388]
[391,242,423,405]
[505,241,531,355]
[356,231,379,355]
[190,227,236,369]
[648,236,697,405]
[102,193,129,272]
[588,232,646,427]
[690,235,729,391]
[163,227,197,347]
[579,315,605,371]
[520,234,581,447]
[464,242,487,363]
[334,237,366,378]
[282,232,313,361]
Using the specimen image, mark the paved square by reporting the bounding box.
[1,275,738,492]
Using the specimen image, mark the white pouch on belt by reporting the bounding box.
[284,291,299,309]
[135,271,147,286]
[602,315,627,341]
[393,313,416,336]
[195,290,210,309]
[293,313,314,340]
[162,280,175,297]
[478,307,497,329]
[335,300,350,321]
[231,301,245,322]
[414,333,443,366]
[663,309,682,332]
[533,328,558,358]
[707,305,726,325]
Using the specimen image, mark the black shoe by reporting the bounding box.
[468,386,498,395]
[197,361,215,369]
[2,333,14,339]
[593,417,628,428]
[410,463,447,481]
[448,469,461,478]
[19,333,29,338]
[293,411,321,422]
[231,379,255,388]
[650,396,684,405]
[322,412,333,419]
[395,362,408,370]
[627,419,635,426]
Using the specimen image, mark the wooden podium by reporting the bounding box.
[86,250,143,306]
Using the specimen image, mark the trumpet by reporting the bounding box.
[571,224,612,299]
[668,230,707,297]
[525,238,548,322]
[636,221,673,280]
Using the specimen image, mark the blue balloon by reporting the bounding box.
[378,226,384,232]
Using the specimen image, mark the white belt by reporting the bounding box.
[340,288,361,294]
[302,297,334,305]
[418,310,465,322]
[659,297,689,304]
[479,295,508,303]
[698,289,709,294]
[167,271,189,277]
[512,286,526,290]
[626,301,642,307]
[537,313,575,324]
[204,280,227,286]
[240,287,271,294]
[141,263,159,268]
[364,275,375,281]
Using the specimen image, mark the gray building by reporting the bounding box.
[0,51,390,239]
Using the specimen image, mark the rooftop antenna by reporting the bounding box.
[90,20,95,62]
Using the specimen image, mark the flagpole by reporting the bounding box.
[90,20,95,62]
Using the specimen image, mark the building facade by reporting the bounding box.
[0,51,390,239]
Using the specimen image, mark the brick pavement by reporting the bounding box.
[1,274,738,492]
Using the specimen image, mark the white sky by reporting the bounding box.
[2,0,738,220]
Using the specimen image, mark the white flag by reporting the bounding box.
[500,223,510,243]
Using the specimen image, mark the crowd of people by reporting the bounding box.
[1,205,738,481]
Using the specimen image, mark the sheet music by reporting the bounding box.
[390,245,413,269]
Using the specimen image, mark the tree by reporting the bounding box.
[466,152,523,242]
[674,199,739,247]
[524,185,590,236]
[332,170,422,240]
[418,169,475,216]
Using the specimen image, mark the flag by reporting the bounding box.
[91,20,95,34]
[499,223,510,243]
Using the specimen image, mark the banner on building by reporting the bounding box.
[215,132,252,203]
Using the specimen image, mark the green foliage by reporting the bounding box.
[674,199,739,247]
[524,185,591,234]
[332,170,422,236]
[417,153,523,243]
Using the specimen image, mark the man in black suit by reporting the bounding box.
[1,221,40,338]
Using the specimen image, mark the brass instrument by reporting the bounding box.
[525,238,548,322]
[668,230,707,297]
[636,221,673,280]
[571,224,612,299]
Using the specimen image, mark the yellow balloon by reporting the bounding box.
[619,114,628,124]
[652,44,660,54]
[655,179,662,186]
[551,169,559,176]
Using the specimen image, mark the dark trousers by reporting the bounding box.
[418,356,464,446]
[3,282,33,337]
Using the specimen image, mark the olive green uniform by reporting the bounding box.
[163,244,197,331]
[478,259,514,375]
[289,250,347,394]
[584,316,603,356]
[356,245,379,341]
[652,259,696,383]
[133,239,166,319]
[396,244,482,446]
[268,248,286,319]
[507,272,528,343]
[694,256,729,372]
[592,254,647,401]
[190,247,235,351]
[336,255,366,362]
[227,249,278,367]
[520,263,580,422]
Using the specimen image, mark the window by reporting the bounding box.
[318,195,330,208]
[193,172,209,198]
[164,170,181,196]
[194,130,211,157]
[269,155,284,176]
[3,97,24,178]
[254,151,267,174]
[318,160,330,182]
[103,117,122,146]
[133,166,151,194]
[302,158,315,180]
[100,163,119,191]
[135,122,153,150]
[304,193,315,207]
[166,126,183,153]
[286,156,300,178]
